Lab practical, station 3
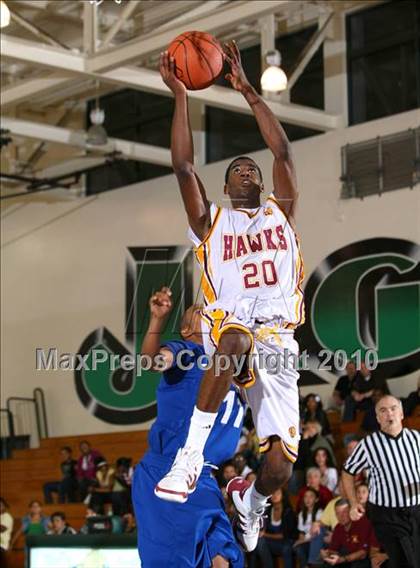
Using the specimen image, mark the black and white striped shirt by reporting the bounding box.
[344,428,420,508]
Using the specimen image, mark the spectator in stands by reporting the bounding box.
[112,458,132,515]
[0,498,13,567]
[219,461,238,488]
[401,376,420,416]
[47,512,77,535]
[290,421,336,495]
[333,361,357,410]
[43,446,78,504]
[302,394,331,438]
[320,499,371,567]
[90,460,115,513]
[76,441,103,501]
[10,500,50,548]
[312,448,338,494]
[232,452,253,479]
[355,482,369,508]
[343,363,389,422]
[294,488,323,568]
[296,467,333,512]
[308,477,345,565]
[79,504,122,535]
[345,438,366,485]
[249,488,297,568]
[122,513,136,534]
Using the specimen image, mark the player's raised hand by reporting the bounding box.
[159,51,186,95]
[223,40,250,93]
[150,287,173,319]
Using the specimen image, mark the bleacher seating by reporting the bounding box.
[1,430,149,568]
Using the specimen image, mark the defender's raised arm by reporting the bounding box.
[224,41,298,220]
[159,52,210,241]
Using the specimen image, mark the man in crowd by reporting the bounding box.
[333,361,357,410]
[320,499,371,567]
[43,446,78,503]
[47,512,77,535]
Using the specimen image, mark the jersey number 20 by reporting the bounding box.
[242,260,278,289]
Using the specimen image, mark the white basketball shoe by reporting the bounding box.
[227,476,266,551]
[154,447,204,503]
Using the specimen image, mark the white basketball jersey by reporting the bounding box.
[188,193,305,329]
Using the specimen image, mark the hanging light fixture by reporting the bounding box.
[260,50,288,93]
[86,84,108,146]
[0,1,11,28]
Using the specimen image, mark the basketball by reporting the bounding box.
[167,31,224,90]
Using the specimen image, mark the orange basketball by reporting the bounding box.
[167,31,224,90]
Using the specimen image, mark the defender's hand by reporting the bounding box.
[223,40,251,93]
[150,287,173,319]
[159,51,186,95]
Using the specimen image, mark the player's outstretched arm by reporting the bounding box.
[141,287,174,372]
[224,41,298,221]
[160,52,210,241]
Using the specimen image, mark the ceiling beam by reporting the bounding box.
[83,1,98,55]
[0,32,342,131]
[1,53,340,132]
[284,11,335,92]
[101,0,140,49]
[1,34,85,73]
[151,0,229,33]
[101,66,341,131]
[9,8,70,49]
[1,72,73,107]
[87,0,294,73]
[1,117,172,166]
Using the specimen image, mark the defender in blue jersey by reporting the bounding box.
[132,287,245,568]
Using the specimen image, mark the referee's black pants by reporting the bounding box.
[368,503,420,568]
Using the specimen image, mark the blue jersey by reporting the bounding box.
[133,339,245,567]
[147,339,245,465]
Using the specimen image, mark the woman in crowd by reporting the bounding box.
[302,394,331,438]
[312,447,338,494]
[89,460,115,514]
[10,500,50,548]
[294,488,323,568]
[249,487,297,568]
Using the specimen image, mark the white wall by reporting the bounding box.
[1,108,419,436]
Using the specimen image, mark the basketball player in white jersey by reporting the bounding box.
[155,42,305,551]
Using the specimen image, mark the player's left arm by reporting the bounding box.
[224,41,298,221]
[140,287,174,372]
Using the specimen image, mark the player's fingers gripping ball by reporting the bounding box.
[167,31,224,90]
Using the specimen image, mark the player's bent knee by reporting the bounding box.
[218,328,251,356]
[212,555,230,568]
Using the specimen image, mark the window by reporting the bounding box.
[347,0,420,125]
[340,128,419,199]
[86,90,173,194]
[206,27,324,163]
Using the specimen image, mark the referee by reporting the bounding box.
[342,395,420,568]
